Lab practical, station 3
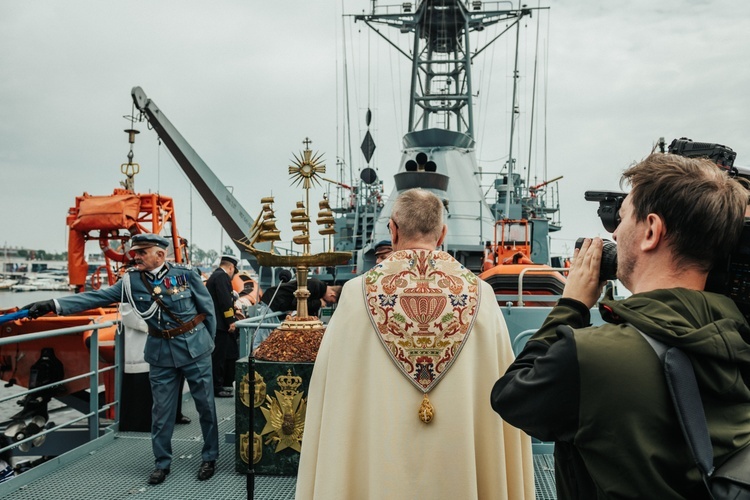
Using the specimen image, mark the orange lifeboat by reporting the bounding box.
[0,130,191,421]
[479,220,566,306]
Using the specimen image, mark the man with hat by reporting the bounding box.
[205,254,239,398]
[374,239,393,264]
[23,233,219,485]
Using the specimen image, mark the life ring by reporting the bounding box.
[90,265,107,291]
[99,230,130,263]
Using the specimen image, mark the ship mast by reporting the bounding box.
[355,1,535,138]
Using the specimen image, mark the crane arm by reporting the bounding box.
[131,86,262,269]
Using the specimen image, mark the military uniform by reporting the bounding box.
[56,261,219,473]
[205,263,238,395]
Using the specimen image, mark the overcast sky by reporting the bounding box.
[1,0,748,260]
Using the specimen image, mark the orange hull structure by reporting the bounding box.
[66,188,187,293]
[479,263,566,306]
[2,177,190,421]
[480,219,566,306]
[0,307,119,396]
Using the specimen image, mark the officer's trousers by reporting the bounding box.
[149,355,219,469]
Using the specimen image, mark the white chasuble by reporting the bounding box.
[296,250,535,500]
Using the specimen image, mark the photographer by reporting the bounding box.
[491,153,750,499]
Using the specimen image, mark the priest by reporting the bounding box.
[295,188,534,499]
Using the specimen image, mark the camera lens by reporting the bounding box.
[574,238,618,281]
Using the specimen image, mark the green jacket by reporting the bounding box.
[491,288,750,499]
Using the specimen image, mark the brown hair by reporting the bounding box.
[621,153,748,271]
[391,188,445,241]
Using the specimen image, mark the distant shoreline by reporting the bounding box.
[0,289,73,311]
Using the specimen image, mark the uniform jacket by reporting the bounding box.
[205,268,237,333]
[491,288,750,499]
[57,263,216,368]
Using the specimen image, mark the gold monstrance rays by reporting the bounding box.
[288,137,326,256]
[289,137,326,190]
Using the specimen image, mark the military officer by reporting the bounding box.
[205,254,239,398]
[23,233,219,485]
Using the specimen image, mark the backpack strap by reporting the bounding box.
[633,326,715,478]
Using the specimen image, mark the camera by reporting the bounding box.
[667,137,737,172]
[705,221,750,322]
[582,138,750,321]
[580,191,626,281]
[574,237,618,281]
[584,191,625,233]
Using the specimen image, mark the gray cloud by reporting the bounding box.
[1,0,748,261]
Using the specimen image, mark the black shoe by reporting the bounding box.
[197,460,216,481]
[216,390,233,398]
[175,414,191,425]
[148,468,170,485]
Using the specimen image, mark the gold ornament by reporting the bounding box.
[253,432,262,464]
[239,432,263,465]
[288,138,326,190]
[239,372,266,408]
[259,370,306,452]
[419,393,434,424]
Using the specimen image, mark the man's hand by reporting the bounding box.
[22,300,56,319]
[228,323,237,333]
[562,238,606,309]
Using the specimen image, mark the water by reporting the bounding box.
[0,290,73,312]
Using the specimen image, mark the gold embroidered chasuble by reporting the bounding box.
[364,249,479,421]
[295,250,535,500]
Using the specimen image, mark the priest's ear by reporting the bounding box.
[436,224,447,247]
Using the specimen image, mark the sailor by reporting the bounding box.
[259,275,339,319]
[22,233,219,485]
[234,271,260,313]
[373,239,393,264]
[205,254,239,398]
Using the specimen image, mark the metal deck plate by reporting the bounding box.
[534,454,557,500]
[4,393,556,499]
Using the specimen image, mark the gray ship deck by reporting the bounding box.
[4,394,556,499]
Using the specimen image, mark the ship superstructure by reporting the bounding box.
[339,0,559,274]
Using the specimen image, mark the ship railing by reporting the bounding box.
[494,266,569,307]
[235,310,286,358]
[0,319,121,492]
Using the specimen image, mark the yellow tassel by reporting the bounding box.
[418,393,434,424]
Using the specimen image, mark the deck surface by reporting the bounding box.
[4,394,556,499]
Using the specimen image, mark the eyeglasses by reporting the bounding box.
[387,219,399,232]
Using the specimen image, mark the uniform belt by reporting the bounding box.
[148,313,206,340]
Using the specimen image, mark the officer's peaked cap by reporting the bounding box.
[374,240,392,255]
[129,233,170,252]
[221,254,239,267]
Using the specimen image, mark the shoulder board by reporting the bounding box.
[172,263,193,270]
